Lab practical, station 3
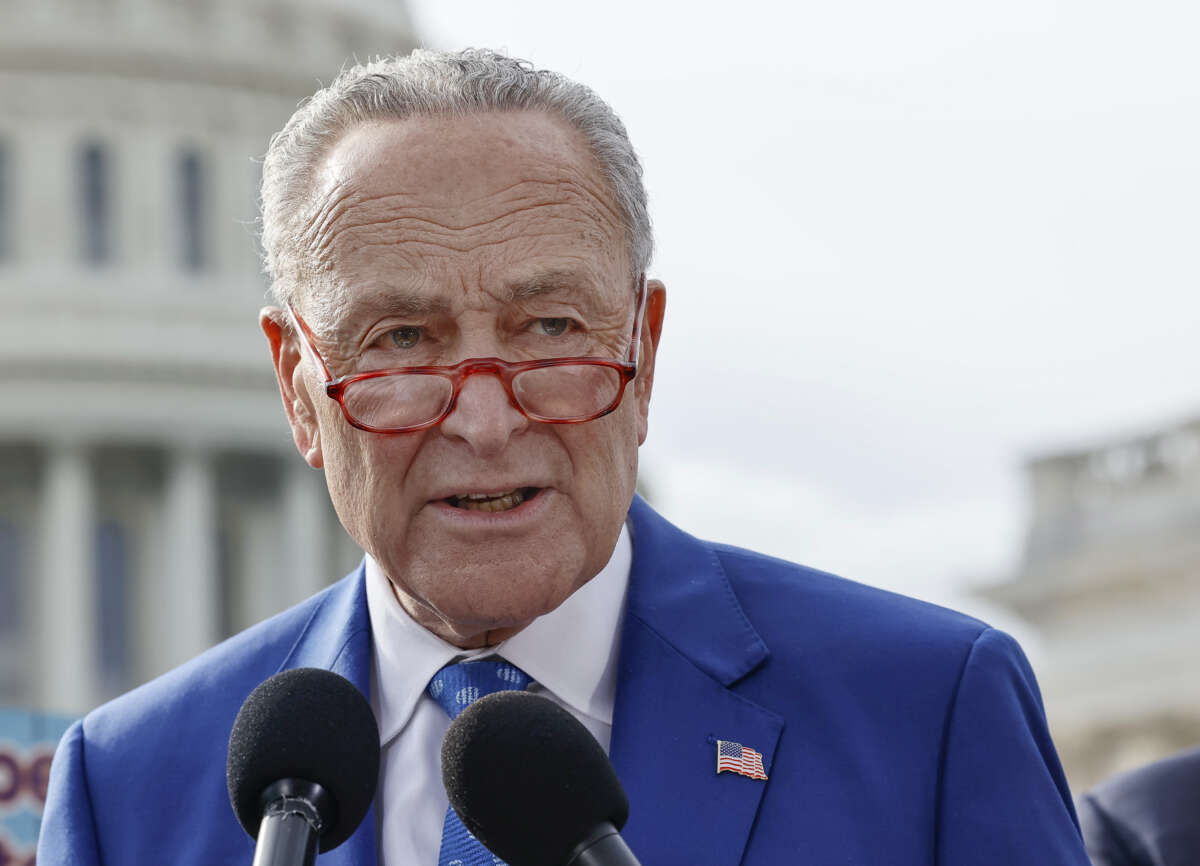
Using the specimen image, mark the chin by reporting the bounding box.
[446,565,581,626]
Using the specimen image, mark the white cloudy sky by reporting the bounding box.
[406,0,1200,624]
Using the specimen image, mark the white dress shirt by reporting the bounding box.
[365,525,632,866]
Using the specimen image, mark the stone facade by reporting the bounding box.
[981,415,1200,791]
[0,0,418,715]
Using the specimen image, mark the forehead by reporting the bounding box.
[303,111,629,317]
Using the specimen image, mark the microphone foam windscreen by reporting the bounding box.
[226,667,380,852]
[442,691,630,866]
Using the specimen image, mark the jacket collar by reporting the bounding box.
[612,496,782,865]
[278,561,374,693]
[623,495,769,683]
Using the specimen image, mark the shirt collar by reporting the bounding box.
[365,524,632,746]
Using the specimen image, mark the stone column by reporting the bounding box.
[37,442,96,714]
[283,460,330,604]
[161,447,219,669]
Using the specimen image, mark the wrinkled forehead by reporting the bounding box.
[297,111,631,324]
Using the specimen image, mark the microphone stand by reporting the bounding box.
[564,822,643,866]
[252,780,334,866]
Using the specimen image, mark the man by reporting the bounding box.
[39,49,1091,864]
[1079,745,1200,865]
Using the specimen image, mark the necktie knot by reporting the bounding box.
[427,659,532,721]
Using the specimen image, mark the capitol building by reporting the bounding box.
[0,0,418,717]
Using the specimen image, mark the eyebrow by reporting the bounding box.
[344,292,451,322]
[339,270,593,325]
[503,269,592,303]
[384,293,451,316]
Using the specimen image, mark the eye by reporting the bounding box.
[389,326,422,349]
[535,317,573,337]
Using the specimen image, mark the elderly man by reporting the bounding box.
[39,50,1090,865]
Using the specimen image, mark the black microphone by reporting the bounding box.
[227,668,380,866]
[441,691,642,866]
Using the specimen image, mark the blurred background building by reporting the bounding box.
[981,415,1200,791]
[0,0,418,721]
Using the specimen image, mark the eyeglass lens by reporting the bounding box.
[341,363,624,429]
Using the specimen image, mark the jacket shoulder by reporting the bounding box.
[44,570,365,864]
[78,568,364,793]
[709,540,991,657]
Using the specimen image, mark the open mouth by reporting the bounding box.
[444,487,541,513]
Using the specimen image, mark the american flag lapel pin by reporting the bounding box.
[716,739,768,780]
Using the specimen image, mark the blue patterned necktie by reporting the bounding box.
[427,659,532,866]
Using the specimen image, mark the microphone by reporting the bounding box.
[227,668,380,866]
[441,691,642,866]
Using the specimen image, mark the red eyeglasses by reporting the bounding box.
[288,276,647,434]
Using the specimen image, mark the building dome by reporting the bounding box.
[0,0,418,714]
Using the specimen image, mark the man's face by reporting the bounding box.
[264,111,665,647]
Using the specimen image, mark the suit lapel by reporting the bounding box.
[276,563,380,866]
[611,498,783,866]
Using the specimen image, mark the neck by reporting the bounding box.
[388,580,530,648]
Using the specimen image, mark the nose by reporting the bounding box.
[438,368,529,456]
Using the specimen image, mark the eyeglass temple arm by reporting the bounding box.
[628,274,648,367]
[286,301,335,383]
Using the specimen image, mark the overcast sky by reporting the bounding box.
[406,0,1200,627]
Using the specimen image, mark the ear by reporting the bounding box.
[633,279,666,445]
[260,306,324,468]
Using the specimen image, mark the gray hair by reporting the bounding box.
[260,48,653,307]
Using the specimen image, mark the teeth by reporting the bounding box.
[451,489,529,512]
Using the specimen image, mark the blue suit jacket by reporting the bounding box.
[39,497,1090,864]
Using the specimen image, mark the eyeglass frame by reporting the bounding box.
[286,275,649,434]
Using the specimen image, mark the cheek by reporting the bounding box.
[319,417,424,547]
[564,409,640,508]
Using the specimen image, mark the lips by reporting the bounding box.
[444,487,541,513]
